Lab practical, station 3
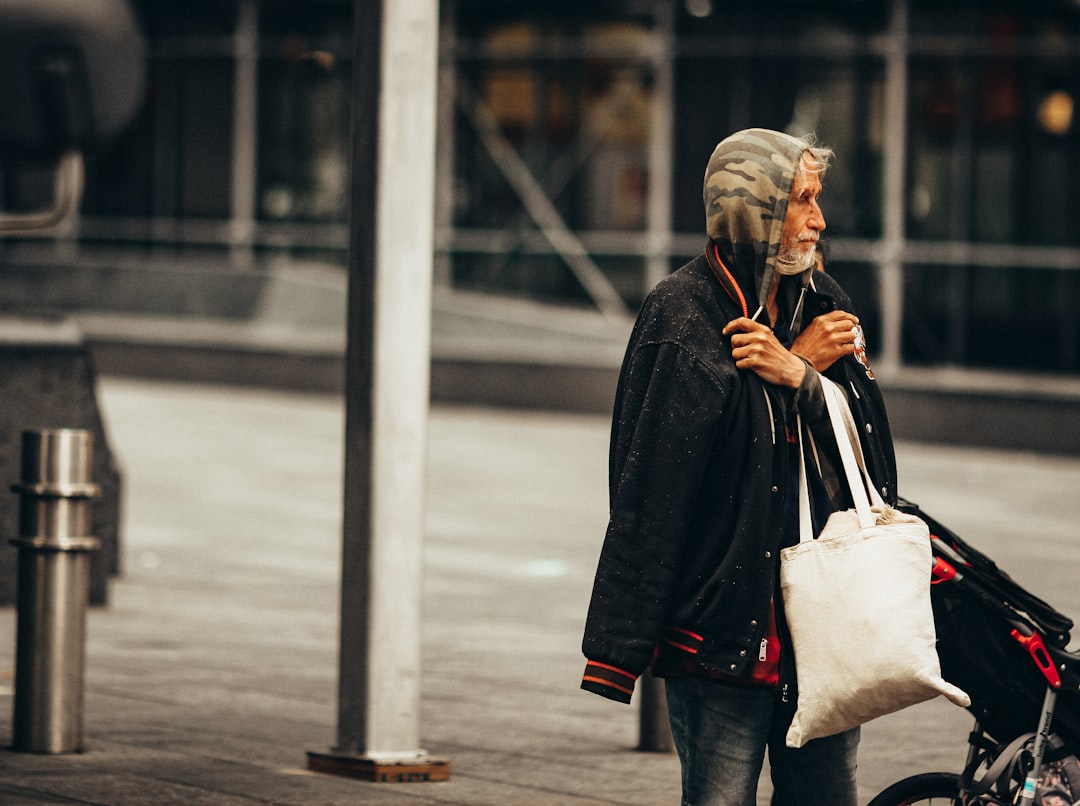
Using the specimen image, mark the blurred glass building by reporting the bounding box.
[7,0,1080,375]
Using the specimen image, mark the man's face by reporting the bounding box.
[778,154,827,273]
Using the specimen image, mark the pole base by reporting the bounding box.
[306,749,450,783]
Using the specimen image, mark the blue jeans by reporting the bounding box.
[664,676,859,806]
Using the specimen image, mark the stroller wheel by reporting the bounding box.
[868,772,968,805]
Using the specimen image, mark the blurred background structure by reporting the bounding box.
[4,0,1080,431]
[1,0,1078,361]
[3,2,1080,798]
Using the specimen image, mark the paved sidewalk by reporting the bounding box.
[1,378,1078,804]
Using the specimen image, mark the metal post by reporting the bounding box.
[878,0,909,375]
[229,0,258,266]
[644,0,675,295]
[9,429,101,754]
[637,672,673,753]
[305,0,448,783]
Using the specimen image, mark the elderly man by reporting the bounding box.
[580,128,897,805]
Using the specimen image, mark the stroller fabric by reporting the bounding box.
[905,502,1073,646]
[896,500,1080,750]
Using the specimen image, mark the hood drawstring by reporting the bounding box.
[712,241,813,335]
[790,283,809,334]
[763,388,776,445]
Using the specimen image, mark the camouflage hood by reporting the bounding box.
[703,128,812,316]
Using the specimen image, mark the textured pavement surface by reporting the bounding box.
[0,377,1078,804]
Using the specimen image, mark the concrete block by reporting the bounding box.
[0,317,123,606]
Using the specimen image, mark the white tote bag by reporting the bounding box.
[781,377,970,748]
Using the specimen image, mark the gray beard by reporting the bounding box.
[775,245,816,276]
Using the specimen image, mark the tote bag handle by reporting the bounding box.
[797,377,885,540]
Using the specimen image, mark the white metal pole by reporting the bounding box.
[307,0,447,783]
[879,0,908,374]
[229,0,258,265]
[645,0,675,295]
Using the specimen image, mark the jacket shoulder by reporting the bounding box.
[631,256,739,367]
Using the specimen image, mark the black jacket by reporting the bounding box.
[580,253,897,704]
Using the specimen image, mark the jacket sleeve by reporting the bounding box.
[581,340,727,703]
[792,360,825,423]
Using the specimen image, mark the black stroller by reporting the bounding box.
[869,501,1080,806]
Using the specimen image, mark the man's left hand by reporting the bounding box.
[790,310,860,372]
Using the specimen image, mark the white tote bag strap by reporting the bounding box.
[819,376,885,527]
[796,414,814,542]
[796,378,885,540]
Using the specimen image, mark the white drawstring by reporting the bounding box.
[763,388,776,445]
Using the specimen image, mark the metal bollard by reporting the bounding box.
[637,672,674,753]
[9,429,101,754]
